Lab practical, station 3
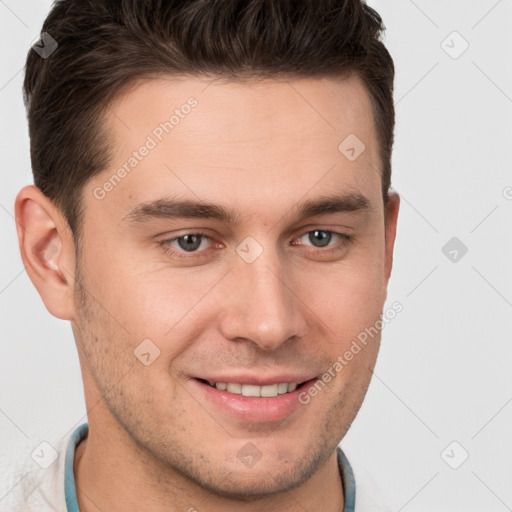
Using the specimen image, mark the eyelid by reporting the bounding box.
[294,226,349,240]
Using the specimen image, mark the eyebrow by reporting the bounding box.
[123,192,372,225]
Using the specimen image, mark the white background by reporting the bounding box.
[1,1,512,510]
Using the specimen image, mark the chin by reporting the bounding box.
[180,445,324,502]
[192,466,310,501]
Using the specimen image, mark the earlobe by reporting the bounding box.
[14,185,76,320]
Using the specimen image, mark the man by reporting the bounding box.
[10,0,399,510]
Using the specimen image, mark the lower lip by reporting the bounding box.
[191,378,316,423]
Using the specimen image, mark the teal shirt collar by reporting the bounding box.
[64,423,87,512]
[64,423,355,511]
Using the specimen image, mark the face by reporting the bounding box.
[72,75,398,498]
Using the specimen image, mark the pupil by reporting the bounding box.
[178,234,201,251]
[309,230,330,247]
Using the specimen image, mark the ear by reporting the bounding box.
[383,191,400,282]
[14,185,77,320]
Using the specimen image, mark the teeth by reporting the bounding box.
[210,381,301,396]
[242,384,261,397]
[226,383,242,394]
[278,383,288,394]
[260,384,278,397]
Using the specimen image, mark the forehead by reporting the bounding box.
[88,74,381,221]
[106,73,376,147]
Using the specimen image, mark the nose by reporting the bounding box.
[218,241,307,351]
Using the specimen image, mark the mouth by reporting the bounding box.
[191,377,317,423]
[196,378,310,397]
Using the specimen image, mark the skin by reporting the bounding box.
[15,74,399,512]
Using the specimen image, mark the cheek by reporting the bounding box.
[94,266,213,360]
[307,261,386,333]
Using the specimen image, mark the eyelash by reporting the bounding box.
[158,229,352,260]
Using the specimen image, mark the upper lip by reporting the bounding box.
[195,374,317,386]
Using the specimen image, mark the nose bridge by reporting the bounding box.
[219,237,305,350]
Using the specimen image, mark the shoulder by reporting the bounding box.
[351,460,394,512]
[0,428,75,512]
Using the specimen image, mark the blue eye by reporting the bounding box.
[159,229,352,261]
[160,232,212,258]
[174,234,208,252]
[295,230,351,249]
[304,230,333,247]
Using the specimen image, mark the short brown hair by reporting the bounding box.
[23,0,395,236]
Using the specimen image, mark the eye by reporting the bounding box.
[159,232,214,259]
[173,233,209,252]
[293,229,351,250]
[158,228,352,261]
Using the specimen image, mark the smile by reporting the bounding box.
[200,380,303,397]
